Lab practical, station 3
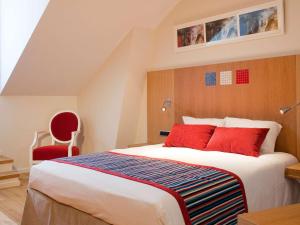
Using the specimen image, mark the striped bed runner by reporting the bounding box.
[54,152,248,225]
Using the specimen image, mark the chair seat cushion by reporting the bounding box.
[33,145,79,160]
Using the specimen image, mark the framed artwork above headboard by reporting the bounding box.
[147,55,300,160]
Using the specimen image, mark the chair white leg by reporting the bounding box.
[29,147,33,168]
[67,144,72,157]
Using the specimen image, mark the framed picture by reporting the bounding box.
[238,0,284,39]
[175,20,206,50]
[174,0,284,52]
[205,16,238,43]
[177,24,205,48]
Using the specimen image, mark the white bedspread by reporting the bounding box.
[29,145,300,225]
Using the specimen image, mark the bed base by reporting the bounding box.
[21,188,111,225]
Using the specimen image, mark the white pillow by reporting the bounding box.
[182,116,225,127]
[224,117,282,154]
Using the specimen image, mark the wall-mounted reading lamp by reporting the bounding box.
[279,102,300,115]
[161,98,172,112]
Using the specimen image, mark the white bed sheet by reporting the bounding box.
[29,144,300,225]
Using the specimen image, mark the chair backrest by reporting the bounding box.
[49,111,80,143]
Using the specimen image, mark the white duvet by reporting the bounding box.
[29,144,300,225]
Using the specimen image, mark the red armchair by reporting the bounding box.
[29,111,81,167]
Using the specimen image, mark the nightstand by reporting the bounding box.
[238,204,300,225]
[127,143,149,148]
[285,163,300,180]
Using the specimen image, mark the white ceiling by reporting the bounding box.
[2,0,179,95]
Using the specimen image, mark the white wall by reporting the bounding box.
[78,33,132,153]
[0,1,2,102]
[78,28,153,153]
[115,29,153,147]
[0,0,49,90]
[151,0,300,69]
[0,96,77,170]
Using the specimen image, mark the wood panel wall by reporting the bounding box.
[296,55,300,160]
[147,70,175,144]
[147,55,300,160]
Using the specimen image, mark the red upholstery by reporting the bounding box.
[33,145,79,160]
[51,112,79,142]
[164,124,216,150]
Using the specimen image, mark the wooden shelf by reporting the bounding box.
[0,156,13,165]
[0,171,20,180]
[0,155,21,189]
[285,163,300,180]
[238,204,300,225]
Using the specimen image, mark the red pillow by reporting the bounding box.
[205,127,269,157]
[164,124,216,150]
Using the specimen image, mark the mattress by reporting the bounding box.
[28,144,300,225]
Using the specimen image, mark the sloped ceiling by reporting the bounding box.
[2,0,179,95]
[0,0,50,91]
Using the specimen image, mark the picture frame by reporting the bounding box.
[175,19,206,51]
[174,0,284,52]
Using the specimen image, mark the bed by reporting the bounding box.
[22,144,300,225]
[22,55,300,225]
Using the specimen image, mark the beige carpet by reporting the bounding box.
[0,211,17,225]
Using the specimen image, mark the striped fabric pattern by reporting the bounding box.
[55,152,247,225]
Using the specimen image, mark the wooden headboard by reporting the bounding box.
[147,55,300,160]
